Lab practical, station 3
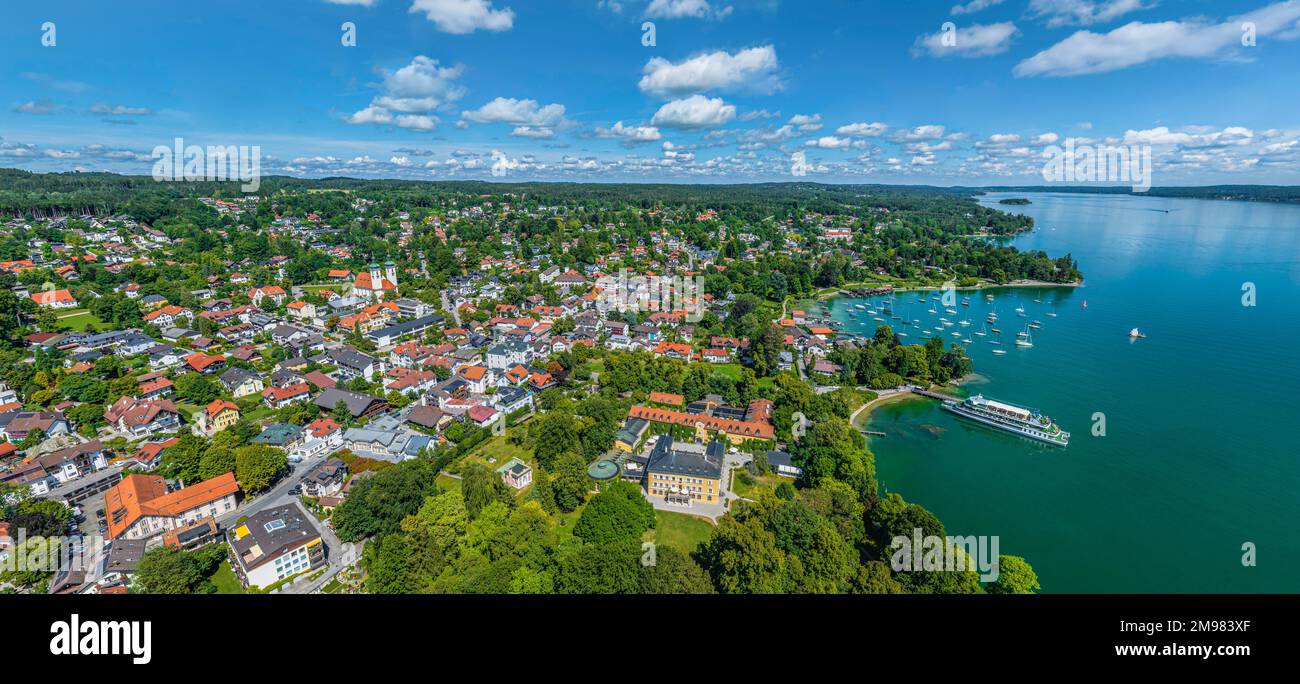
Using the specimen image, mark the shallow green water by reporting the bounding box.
[828,192,1300,593]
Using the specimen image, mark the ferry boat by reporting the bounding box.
[942,394,1070,446]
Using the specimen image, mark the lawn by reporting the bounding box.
[731,470,785,499]
[460,430,532,470]
[58,311,105,332]
[650,510,715,554]
[208,563,245,595]
[435,473,463,492]
[706,363,776,391]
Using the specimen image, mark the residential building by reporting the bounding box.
[104,472,240,541]
[227,503,324,590]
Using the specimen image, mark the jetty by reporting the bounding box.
[910,388,956,401]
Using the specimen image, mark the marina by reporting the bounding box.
[826,191,1300,593]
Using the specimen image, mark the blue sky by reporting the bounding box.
[2,0,1299,184]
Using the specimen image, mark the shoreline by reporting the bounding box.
[849,391,918,431]
[850,379,972,432]
[809,279,1083,302]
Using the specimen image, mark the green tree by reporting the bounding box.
[987,555,1040,594]
[573,481,655,545]
[551,452,590,513]
[233,444,287,493]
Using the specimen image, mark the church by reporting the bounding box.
[354,261,398,300]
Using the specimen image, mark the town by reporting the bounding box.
[0,178,1064,595]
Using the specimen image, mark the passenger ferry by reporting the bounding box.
[942,394,1070,446]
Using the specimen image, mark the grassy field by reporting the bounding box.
[731,470,786,499]
[650,510,715,554]
[707,363,777,391]
[208,563,245,595]
[460,430,532,470]
[58,311,105,332]
[435,473,463,492]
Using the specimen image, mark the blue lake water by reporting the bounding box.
[828,191,1300,593]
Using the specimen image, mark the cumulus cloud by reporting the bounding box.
[1015,1,1300,77]
[594,121,663,143]
[837,122,889,137]
[409,0,514,34]
[788,113,823,132]
[893,125,947,142]
[347,55,466,130]
[913,22,1019,58]
[645,0,733,20]
[1028,0,1152,28]
[461,97,568,138]
[462,97,566,126]
[806,136,852,149]
[639,46,780,97]
[952,0,1006,15]
[650,95,736,129]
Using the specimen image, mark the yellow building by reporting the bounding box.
[644,437,724,505]
[196,400,241,436]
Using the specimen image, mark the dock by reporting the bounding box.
[910,388,957,402]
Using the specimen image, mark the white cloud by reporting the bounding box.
[650,95,736,129]
[325,0,378,6]
[952,0,1006,15]
[639,46,779,97]
[1033,132,1060,144]
[1015,2,1300,77]
[347,56,466,130]
[462,97,567,126]
[914,22,1019,58]
[595,121,663,143]
[645,0,732,20]
[90,103,153,116]
[409,0,514,34]
[1028,0,1151,28]
[13,100,62,115]
[837,122,889,137]
[788,113,823,132]
[893,125,947,142]
[806,136,851,149]
[740,109,780,121]
[512,126,556,139]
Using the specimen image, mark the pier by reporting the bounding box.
[909,388,957,402]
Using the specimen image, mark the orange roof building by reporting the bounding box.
[627,405,774,443]
[103,472,240,541]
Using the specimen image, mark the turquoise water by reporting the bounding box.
[830,192,1300,593]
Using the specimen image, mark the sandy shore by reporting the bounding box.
[849,389,919,430]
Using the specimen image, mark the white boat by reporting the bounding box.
[991,349,1007,355]
[1128,328,1147,339]
[1029,320,1042,329]
[1015,327,1034,347]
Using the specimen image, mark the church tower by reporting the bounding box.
[385,261,398,288]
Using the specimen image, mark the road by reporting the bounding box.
[214,450,359,594]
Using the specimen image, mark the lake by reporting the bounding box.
[826,191,1300,593]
